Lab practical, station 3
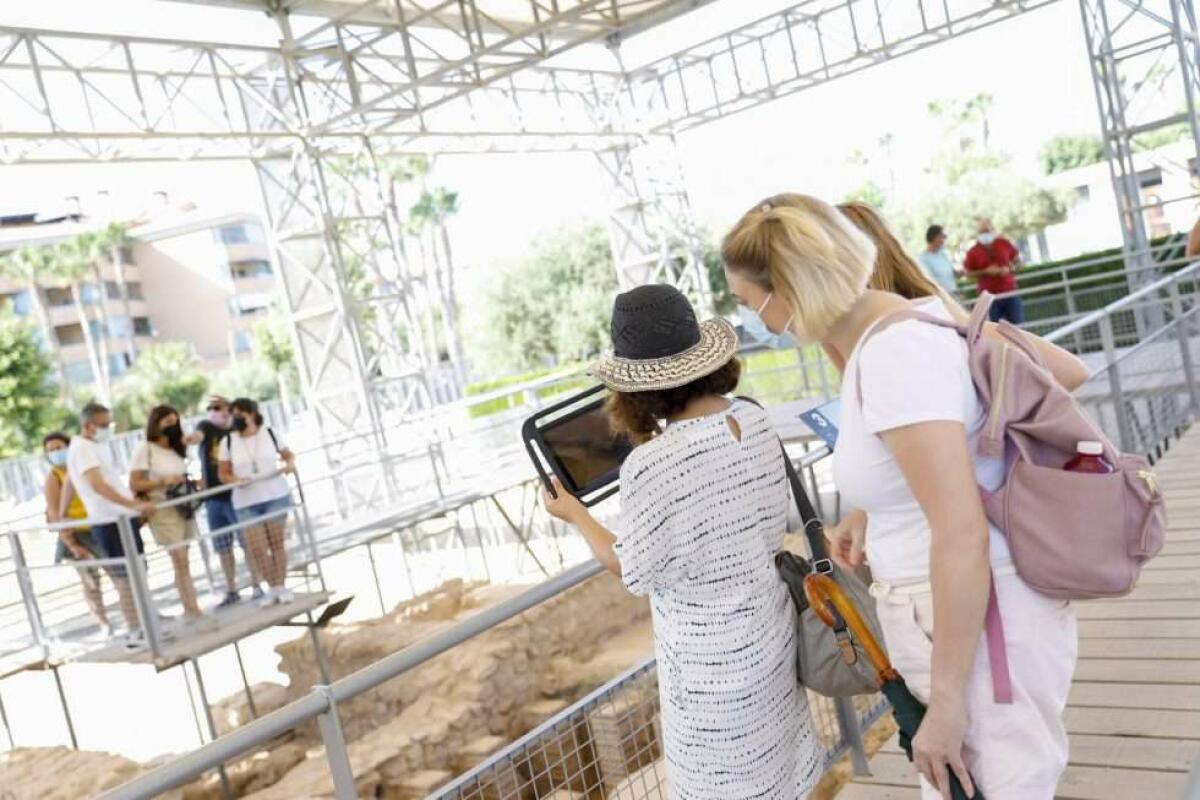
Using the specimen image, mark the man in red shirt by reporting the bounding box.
[963,217,1025,323]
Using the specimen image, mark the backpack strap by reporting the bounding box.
[735,396,829,562]
[266,427,280,454]
[851,295,992,407]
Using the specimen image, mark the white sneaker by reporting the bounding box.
[258,589,279,608]
[275,587,295,605]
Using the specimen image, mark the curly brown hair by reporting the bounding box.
[606,358,742,444]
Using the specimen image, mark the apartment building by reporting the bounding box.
[0,207,279,391]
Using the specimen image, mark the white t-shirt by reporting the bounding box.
[66,436,133,525]
[217,427,290,509]
[129,441,189,483]
[832,298,1012,584]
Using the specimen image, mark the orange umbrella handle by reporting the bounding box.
[803,572,899,682]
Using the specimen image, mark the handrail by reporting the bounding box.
[99,446,833,799]
[1045,260,1200,344]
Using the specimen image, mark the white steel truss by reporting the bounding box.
[1080,0,1200,273]
[5,0,1193,453]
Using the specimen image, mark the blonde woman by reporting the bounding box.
[543,284,822,800]
[721,194,1083,800]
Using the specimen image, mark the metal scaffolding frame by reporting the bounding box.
[1080,0,1200,277]
[1,0,1197,451]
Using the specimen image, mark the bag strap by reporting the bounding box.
[734,396,829,561]
[851,296,992,407]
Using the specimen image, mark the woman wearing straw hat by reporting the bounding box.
[542,284,822,800]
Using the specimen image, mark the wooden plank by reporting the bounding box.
[1069,681,1200,710]
[851,753,1188,799]
[1065,707,1200,739]
[1078,619,1200,638]
[838,784,921,799]
[1158,541,1200,556]
[1066,734,1199,772]
[1074,600,1200,619]
[1140,554,1200,570]
[1073,658,1200,684]
[1055,764,1188,799]
[1126,582,1200,601]
[1077,638,1200,660]
[1128,568,1200,584]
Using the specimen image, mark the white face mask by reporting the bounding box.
[92,424,113,444]
[47,450,68,467]
[738,293,798,349]
[978,232,996,246]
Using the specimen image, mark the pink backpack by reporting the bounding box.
[858,295,1167,701]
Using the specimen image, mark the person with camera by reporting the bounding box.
[542,285,822,799]
[129,404,208,626]
[218,398,296,607]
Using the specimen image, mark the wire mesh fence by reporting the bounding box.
[432,657,889,800]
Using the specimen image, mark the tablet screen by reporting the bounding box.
[541,402,633,493]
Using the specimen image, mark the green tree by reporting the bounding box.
[96,222,137,363]
[1040,135,1105,175]
[253,314,300,410]
[211,357,280,402]
[470,223,617,374]
[112,342,209,430]
[51,238,111,403]
[0,309,58,457]
[842,181,887,208]
[0,245,66,392]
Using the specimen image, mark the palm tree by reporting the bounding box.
[409,185,466,389]
[97,222,137,363]
[75,231,118,380]
[52,238,111,403]
[0,246,67,392]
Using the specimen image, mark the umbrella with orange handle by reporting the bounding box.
[803,572,982,800]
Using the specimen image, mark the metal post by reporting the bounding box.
[50,664,78,749]
[190,658,233,800]
[1062,269,1083,353]
[833,696,871,776]
[306,611,333,685]
[291,469,327,593]
[196,534,217,600]
[117,515,161,659]
[467,501,492,583]
[391,527,418,599]
[0,680,13,748]
[364,541,387,615]
[1170,284,1200,415]
[1098,315,1135,453]
[312,685,357,800]
[8,532,46,648]
[233,641,258,720]
[181,665,206,746]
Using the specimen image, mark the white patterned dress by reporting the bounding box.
[613,399,822,799]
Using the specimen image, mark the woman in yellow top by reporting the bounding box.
[43,432,113,637]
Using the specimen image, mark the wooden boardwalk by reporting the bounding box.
[842,428,1200,800]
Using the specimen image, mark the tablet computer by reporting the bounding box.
[522,385,634,506]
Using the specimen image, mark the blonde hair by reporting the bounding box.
[837,201,956,305]
[721,193,875,341]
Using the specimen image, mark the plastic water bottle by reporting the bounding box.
[1064,441,1114,474]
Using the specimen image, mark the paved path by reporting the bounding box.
[842,427,1200,800]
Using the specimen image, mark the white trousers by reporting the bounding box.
[872,570,1078,799]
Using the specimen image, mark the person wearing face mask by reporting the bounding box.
[129,404,207,624]
[67,401,156,650]
[963,217,1024,324]
[43,432,112,637]
[196,396,263,606]
[218,398,297,607]
[722,194,1082,800]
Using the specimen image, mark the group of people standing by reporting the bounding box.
[544,195,1088,799]
[917,217,1027,324]
[43,395,297,651]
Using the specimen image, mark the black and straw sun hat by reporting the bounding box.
[590,284,738,392]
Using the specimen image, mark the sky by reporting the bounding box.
[0,1,1103,282]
